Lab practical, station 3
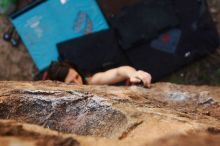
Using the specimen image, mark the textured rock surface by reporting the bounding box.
[0,81,220,146]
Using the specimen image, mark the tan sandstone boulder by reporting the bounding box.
[0,81,219,146]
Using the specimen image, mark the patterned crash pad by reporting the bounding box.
[11,0,109,70]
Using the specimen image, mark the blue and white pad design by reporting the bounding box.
[11,0,109,70]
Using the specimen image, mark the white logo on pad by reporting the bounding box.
[60,0,68,5]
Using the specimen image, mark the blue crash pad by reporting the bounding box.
[11,0,109,70]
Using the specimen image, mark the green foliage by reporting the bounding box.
[0,0,16,14]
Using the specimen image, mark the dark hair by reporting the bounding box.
[46,61,86,83]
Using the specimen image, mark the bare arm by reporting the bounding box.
[88,66,152,87]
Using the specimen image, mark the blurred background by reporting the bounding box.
[0,0,219,85]
[164,0,220,85]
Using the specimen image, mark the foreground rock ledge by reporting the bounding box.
[0,81,220,146]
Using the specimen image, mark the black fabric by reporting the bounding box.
[57,0,219,82]
[125,0,219,81]
[125,44,185,82]
[97,0,141,18]
[173,0,219,56]
[57,29,129,76]
[111,0,179,49]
